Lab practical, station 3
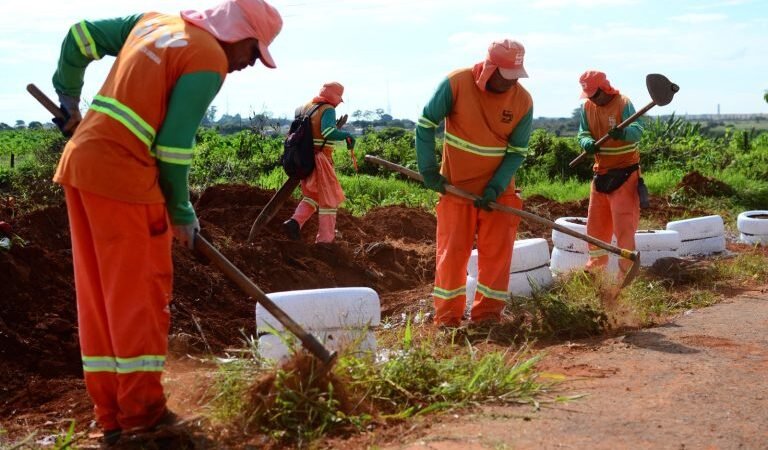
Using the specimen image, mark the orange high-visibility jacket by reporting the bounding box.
[54,13,228,204]
[417,68,533,196]
[580,94,642,174]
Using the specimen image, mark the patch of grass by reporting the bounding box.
[713,251,768,286]
[244,168,438,216]
[337,174,437,215]
[642,169,686,195]
[521,178,590,202]
[209,358,263,424]
[621,278,717,320]
[209,323,546,446]
[506,272,607,339]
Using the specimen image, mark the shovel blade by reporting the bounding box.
[646,73,679,106]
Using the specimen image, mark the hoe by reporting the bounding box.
[569,73,679,167]
[366,155,641,288]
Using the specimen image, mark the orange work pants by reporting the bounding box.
[292,152,345,243]
[433,191,522,325]
[586,170,640,275]
[64,186,172,432]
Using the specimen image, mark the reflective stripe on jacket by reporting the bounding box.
[441,69,532,196]
[581,94,641,173]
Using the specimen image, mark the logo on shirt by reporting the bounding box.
[132,19,189,65]
[501,110,514,123]
[608,115,617,128]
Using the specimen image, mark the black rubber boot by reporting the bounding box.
[102,429,122,446]
[282,218,301,241]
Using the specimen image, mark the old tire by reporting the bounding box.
[256,287,380,332]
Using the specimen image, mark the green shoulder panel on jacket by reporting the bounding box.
[52,13,143,97]
[507,107,533,156]
[576,105,594,148]
[622,100,644,143]
[155,71,223,225]
[415,77,453,175]
[488,107,532,194]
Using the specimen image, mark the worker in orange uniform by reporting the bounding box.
[282,82,355,244]
[416,39,533,327]
[49,0,282,444]
[576,70,645,277]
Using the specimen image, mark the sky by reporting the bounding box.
[1,0,767,125]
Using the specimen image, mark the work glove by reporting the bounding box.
[346,135,356,150]
[474,186,499,211]
[172,218,200,250]
[607,127,625,140]
[583,139,599,154]
[421,169,447,194]
[336,114,348,129]
[55,92,82,137]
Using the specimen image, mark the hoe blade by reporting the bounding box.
[646,73,679,106]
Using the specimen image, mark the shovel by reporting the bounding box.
[27,84,337,364]
[569,73,680,168]
[366,155,641,288]
[246,114,349,243]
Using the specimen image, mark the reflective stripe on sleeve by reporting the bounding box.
[155,145,193,165]
[71,21,101,60]
[418,116,439,129]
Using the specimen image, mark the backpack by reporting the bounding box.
[281,102,328,179]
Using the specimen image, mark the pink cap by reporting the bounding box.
[488,39,528,79]
[317,81,344,107]
[579,70,619,98]
[182,0,283,68]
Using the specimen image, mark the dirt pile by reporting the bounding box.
[0,184,437,393]
[675,171,734,197]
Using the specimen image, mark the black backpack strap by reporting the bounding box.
[303,102,328,118]
[309,102,333,150]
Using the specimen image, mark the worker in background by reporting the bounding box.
[576,70,645,278]
[282,82,355,244]
[415,39,533,327]
[50,0,282,444]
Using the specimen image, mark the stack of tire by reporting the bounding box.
[737,210,768,245]
[256,287,380,361]
[466,238,554,304]
[666,215,726,256]
[634,230,681,266]
[549,217,618,274]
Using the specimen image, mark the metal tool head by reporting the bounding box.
[646,74,679,106]
[620,251,642,288]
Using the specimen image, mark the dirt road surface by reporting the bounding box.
[373,289,768,450]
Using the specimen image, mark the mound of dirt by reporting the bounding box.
[675,171,734,197]
[0,184,437,395]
